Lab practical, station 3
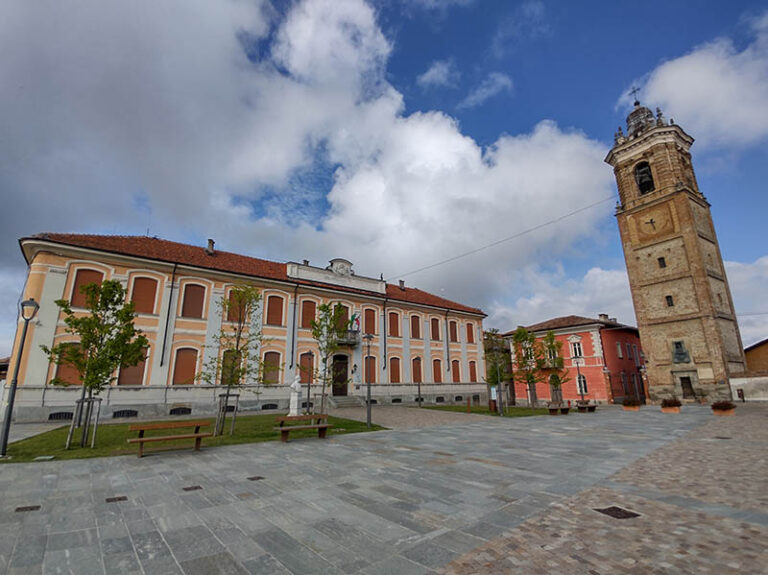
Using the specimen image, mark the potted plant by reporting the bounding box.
[711,400,736,416]
[622,397,641,411]
[660,396,681,414]
[576,399,589,413]
[547,402,561,415]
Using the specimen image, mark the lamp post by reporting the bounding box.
[363,333,373,428]
[306,351,314,413]
[1,298,40,457]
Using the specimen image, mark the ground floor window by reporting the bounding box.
[577,374,588,395]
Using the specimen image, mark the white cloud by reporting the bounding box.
[637,10,768,148]
[726,257,768,347]
[491,0,549,58]
[417,59,460,89]
[457,72,513,109]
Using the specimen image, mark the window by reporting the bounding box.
[226,290,244,323]
[621,372,628,393]
[299,352,314,384]
[571,341,583,358]
[626,343,632,358]
[658,257,667,269]
[300,300,316,329]
[389,357,400,383]
[545,347,557,361]
[616,342,623,359]
[265,295,284,326]
[412,357,422,383]
[577,374,588,395]
[469,361,477,382]
[263,352,281,384]
[131,277,157,314]
[221,349,241,387]
[172,349,198,385]
[336,305,350,330]
[431,318,440,341]
[54,343,81,385]
[71,269,104,308]
[633,345,639,364]
[364,355,376,383]
[666,295,674,307]
[466,323,475,344]
[634,161,655,194]
[388,312,400,337]
[432,359,442,383]
[118,353,147,386]
[411,315,421,339]
[449,321,458,343]
[364,309,376,335]
[451,360,460,383]
[181,284,205,318]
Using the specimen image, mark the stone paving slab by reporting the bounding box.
[0,405,764,573]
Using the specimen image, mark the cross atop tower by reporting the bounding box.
[629,86,641,105]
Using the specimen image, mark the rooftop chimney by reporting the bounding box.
[598,313,609,321]
[398,280,405,290]
[303,259,309,266]
[206,239,215,255]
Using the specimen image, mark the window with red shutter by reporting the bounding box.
[466,323,475,344]
[299,352,314,384]
[130,277,157,315]
[469,361,477,382]
[449,321,458,342]
[412,357,422,383]
[364,355,376,383]
[451,360,461,382]
[266,295,284,326]
[432,359,442,383]
[411,315,421,339]
[388,312,400,337]
[118,355,147,386]
[70,269,104,308]
[364,309,376,335]
[263,352,281,384]
[54,343,81,385]
[431,318,440,341]
[301,300,316,329]
[181,284,205,318]
[173,348,198,385]
[389,357,400,383]
[226,290,246,323]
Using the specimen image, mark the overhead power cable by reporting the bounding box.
[388,195,616,281]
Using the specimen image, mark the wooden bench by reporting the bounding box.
[127,420,212,458]
[274,414,332,443]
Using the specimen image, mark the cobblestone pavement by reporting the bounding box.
[0,405,765,574]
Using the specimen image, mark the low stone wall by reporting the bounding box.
[730,376,768,402]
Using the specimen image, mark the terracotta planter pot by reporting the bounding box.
[548,408,559,415]
[587,405,597,412]
[623,405,641,411]
[560,407,570,415]
[577,405,588,413]
[712,408,735,416]
[661,406,680,414]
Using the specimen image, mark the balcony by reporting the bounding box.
[337,329,361,347]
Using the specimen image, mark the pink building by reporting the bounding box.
[504,314,647,405]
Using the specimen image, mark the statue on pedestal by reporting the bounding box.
[288,374,302,416]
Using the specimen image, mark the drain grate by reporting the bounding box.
[595,506,640,519]
[247,476,264,481]
[15,505,41,513]
[182,485,203,492]
[105,496,128,503]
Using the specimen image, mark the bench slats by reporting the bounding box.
[272,424,331,432]
[128,433,212,444]
[275,414,328,424]
[129,420,210,432]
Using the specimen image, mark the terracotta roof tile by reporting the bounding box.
[502,314,635,336]
[25,233,484,316]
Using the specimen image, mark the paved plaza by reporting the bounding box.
[0,405,766,574]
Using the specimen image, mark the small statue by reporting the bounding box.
[288,374,302,416]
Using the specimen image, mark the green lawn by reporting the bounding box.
[421,405,548,417]
[1,414,386,463]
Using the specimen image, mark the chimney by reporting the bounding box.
[598,313,609,321]
[398,280,405,290]
[206,239,215,255]
[610,317,617,323]
[303,259,309,266]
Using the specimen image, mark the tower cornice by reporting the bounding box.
[605,124,694,166]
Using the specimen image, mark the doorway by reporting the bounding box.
[332,354,348,396]
[680,376,695,399]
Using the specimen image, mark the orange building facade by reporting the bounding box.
[3,234,487,422]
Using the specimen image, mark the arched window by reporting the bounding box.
[336,305,350,330]
[181,284,205,319]
[389,357,401,383]
[54,343,81,385]
[118,351,147,386]
[388,312,400,337]
[634,161,655,194]
[411,315,421,339]
[364,355,376,384]
[364,309,376,335]
[172,348,198,385]
[449,321,458,343]
[265,295,284,326]
[412,357,422,384]
[71,269,104,308]
[131,277,158,314]
[263,352,281,384]
[299,352,314,384]
[466,323,475,344]
[431,318,440,341]
[432,359,442,383]
[577,374,588,395]
[469,360,477,382]
[451,360,461,383]
[221,349,241,387]
[301,300,316,329]
[226,290,245,323]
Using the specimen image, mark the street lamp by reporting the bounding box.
[363,333,373,428]
[1,298,40,457]
[306,351,314,413]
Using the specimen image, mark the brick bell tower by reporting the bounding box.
[605,98,746,402]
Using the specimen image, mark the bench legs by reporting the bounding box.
[195,436,202,451]
[280,429,290,443]
[318,427,327,439]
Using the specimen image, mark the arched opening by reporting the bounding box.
[634,161,655,194]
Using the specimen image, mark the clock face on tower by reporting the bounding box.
[632,202,676,244]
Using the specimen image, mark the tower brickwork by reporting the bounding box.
[605,102,746,402]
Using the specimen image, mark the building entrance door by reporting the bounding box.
[680,376,695,399]
[332,355,348,396]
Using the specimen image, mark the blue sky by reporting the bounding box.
[1,0,767,354]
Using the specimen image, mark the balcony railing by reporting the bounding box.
[337,329,361,346]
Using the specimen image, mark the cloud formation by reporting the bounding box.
[457,72,513,109]
[417,59,460,89]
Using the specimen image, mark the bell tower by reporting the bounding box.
[605,100,746,402]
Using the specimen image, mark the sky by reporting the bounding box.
[1,0,767,356]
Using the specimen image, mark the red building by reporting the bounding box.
[504,314,647,405]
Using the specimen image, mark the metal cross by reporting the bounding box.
[646,218,656,230]
[629,86,641,103]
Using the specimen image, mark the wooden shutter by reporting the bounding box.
[266,295,283,326]
[412,357,422,383]
[389,357,400,383]
[55,343,81,385]
[263,352,281,384]
[227,290,245,323]
[449,321,458,342]
[451,360,461,383]
[364,355,376,384]
[71,269,104,308]
[181,284,205,318]
[301,300,316,329]
[388,312,399,337]
[469,361,477,382]
[118,356,147,386]
[336,305,350,330]
[131,277,158,314]
[466,323,475,344]
[431,318,440,341]
[432,359,442,383]
[221,349,241,386]
[364,309,376,335]
[411,316,421,339]
[299,352,314,384]
[172,349,198,385]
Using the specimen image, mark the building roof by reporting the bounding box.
[502,314,636,336]
[22,233,485,316]
[745,337,768,353]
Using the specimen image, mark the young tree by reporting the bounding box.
[199,284,264,435]
[510,327,546,407]
[42,280,148,447]
[311,303,352,414]
[541,331,570,404]
[484,329,512,412]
